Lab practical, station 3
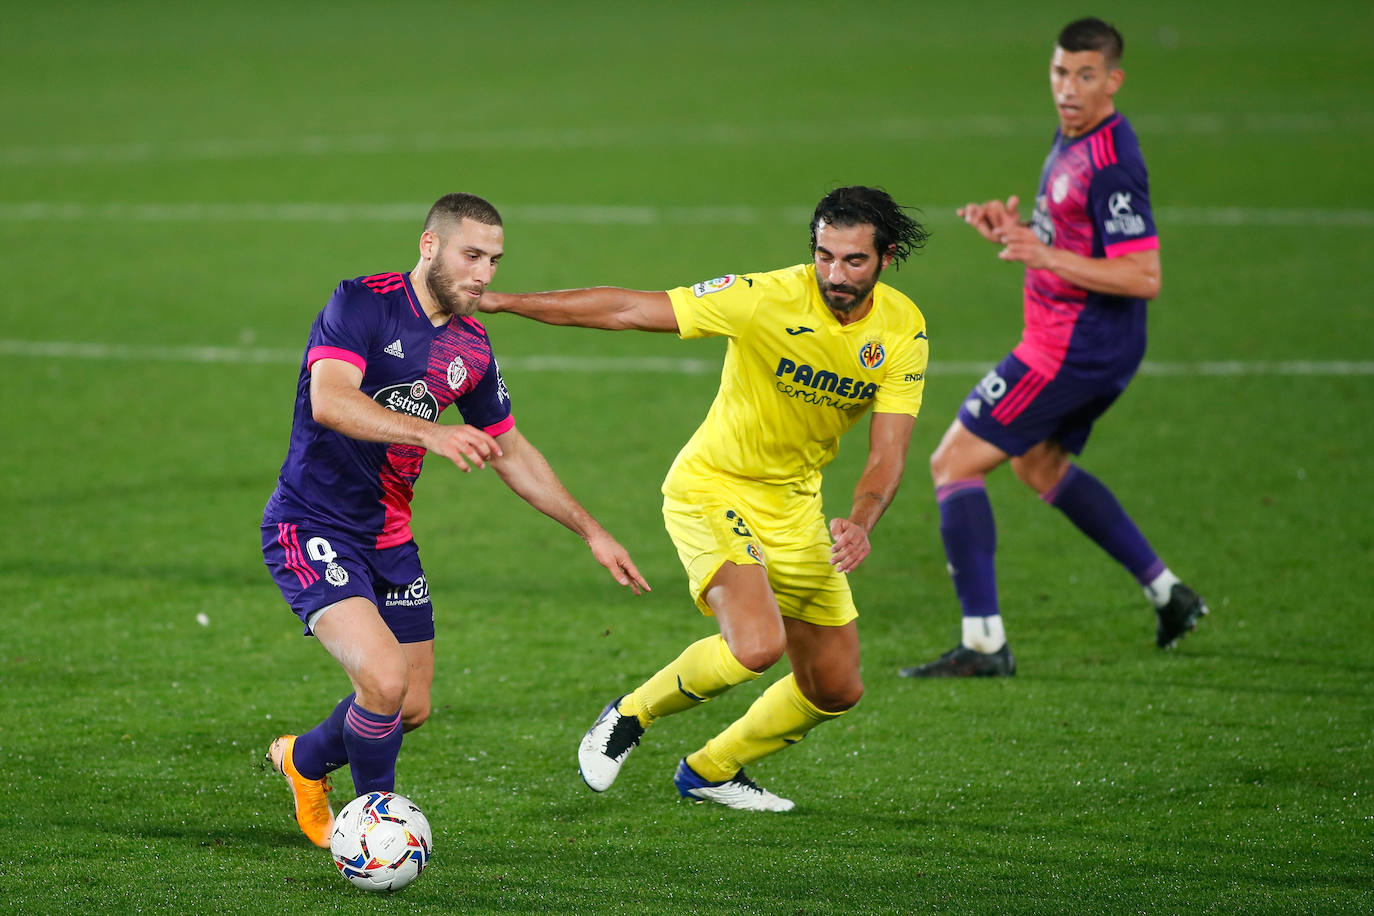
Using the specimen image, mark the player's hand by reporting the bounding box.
[586,531,651,595]
[996,224,1055,270]
[423,424,502,472]
[828,517,872,574]
[476,291,507,314]
[958,195,1021,244]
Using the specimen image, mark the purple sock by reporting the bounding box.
[343,700,404,795]
[936,479,999,618]
[291,693,355,780]
[1042,465,1164,584]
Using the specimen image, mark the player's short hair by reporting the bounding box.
[1057,17,1124,69]
[424,193,503,235]
[810,186,930,266]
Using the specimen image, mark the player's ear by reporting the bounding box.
[1106,66,1124,96]
[419,229,439,261]
[881,245,896,270]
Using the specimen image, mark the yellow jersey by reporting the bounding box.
[664,264,928,493]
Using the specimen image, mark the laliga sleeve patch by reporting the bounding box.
[692,275,737,297]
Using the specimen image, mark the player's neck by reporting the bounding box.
[830,297,874,326]
[408,264,451,327]
[1062,105,1116,139]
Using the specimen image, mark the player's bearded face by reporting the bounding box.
[813,221,887,314]
[423,220,504,318]
[426,245,476,316]
[817,268,881,313]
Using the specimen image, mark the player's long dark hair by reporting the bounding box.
[810,186,929,267]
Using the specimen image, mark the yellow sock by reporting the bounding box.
[618,635,759,727]
[686,673,842,782]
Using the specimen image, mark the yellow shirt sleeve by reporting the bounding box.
[873,328,928,418]
[666,274,761,340]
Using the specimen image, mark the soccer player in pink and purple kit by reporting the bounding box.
[900,18,1207,678]
[260,193,649,847]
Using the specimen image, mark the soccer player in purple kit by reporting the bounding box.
[900,18,1207,678]
[261,193,650,847]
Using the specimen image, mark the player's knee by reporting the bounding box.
[807,677,863,713]
[1009,459,1038,490]
[929,444,952,485]
[928,449,943,484]
[733,642,785,673]
[728,630,786,673]
[930,440,980,489]
[401,700,430,732]
[1011,454,1069,495]
[357,668,409,717]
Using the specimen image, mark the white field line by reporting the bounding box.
[1,340,1370,377]
[0,202,1370,228]
[1,112,1371,166]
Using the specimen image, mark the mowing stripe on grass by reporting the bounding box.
[0,202,1371,228]
[1,112,1370,166]
[2,340,1371,376]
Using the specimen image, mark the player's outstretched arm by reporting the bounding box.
[829,412,916,574]
[311,358,500,472]
[487,427,651,594]
[480,288,679,333]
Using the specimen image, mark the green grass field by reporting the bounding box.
[2,1,1372,913]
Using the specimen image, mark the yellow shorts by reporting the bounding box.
[661,475,857,627]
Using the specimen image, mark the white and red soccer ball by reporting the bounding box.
[329,791,432,892]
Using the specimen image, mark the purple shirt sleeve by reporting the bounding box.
[454,357,514,435]
[306,281,381,373]
[1089,162,1158,258]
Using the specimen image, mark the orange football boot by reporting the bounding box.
[266,734,334,848]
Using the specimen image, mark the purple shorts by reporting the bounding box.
[261,521,435,643]
[957,352,1136,457]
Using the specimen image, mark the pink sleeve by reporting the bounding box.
[1104,236,1159,258]
[307,346,366,373]
[483,415,516,437]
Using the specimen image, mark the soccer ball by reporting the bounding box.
[329,791,433,892]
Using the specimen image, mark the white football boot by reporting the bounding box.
[577,696,645,792]
[673,758,794,812]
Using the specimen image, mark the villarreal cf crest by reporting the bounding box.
[858,339,886,369]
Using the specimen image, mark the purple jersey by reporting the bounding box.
[1016,113,1158,377]
[264,271,514,548]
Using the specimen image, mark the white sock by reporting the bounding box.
[962,615,1006,653]
[1143,568,1182,608]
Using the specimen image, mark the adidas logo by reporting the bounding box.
[963,398,982,418]
[384,339,405,359]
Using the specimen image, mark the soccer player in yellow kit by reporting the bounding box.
[481,187,930,810]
